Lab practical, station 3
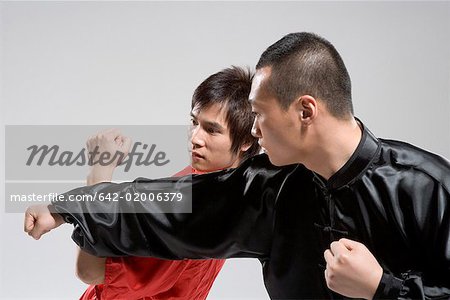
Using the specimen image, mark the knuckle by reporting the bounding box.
[327,264,337,273]
[337,253,348,264]
[328,280,336,290]
[325,275,335,289]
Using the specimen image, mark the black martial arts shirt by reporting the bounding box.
[52,122,450,299]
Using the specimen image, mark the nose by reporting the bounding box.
[251,118,261,139]
[191,125,205,149]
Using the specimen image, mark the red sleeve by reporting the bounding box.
[100,257,191,300]
[173,166,195,176]
[152,259,225,300]
[79,284,98,300]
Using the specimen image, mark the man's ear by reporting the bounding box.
[294,95,317,125]
[240,142,252,152]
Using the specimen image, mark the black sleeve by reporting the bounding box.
[50,154,298,260]
[373,181,450,299]
[374,271,450,300]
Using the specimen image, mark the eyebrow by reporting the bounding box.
[204,121,224,131]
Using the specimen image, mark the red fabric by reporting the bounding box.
[80,166,225,300]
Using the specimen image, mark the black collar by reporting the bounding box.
[313,119,381,191]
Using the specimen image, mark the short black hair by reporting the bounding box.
[192,66,260,162]
[256,32,353,118]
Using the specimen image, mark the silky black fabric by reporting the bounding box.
[52,122,450,299]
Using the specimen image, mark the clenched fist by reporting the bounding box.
[24,204,65,240]
[324,238,383,299]
[86,128,132,184]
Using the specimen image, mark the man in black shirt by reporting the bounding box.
[25,32,450,299]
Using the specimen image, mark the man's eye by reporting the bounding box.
[190,119,198,126]
[205,127,220,134]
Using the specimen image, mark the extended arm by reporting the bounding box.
[23,130,296,260]
[75,169,111,285]
[76,129,132,284]
[51,154,297,259]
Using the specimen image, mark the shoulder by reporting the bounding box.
[174,166,194,177]
[240,154,309,181]
[378,138,450,190]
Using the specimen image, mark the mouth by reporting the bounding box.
[191,151,205,160]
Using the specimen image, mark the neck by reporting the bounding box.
[304,117,362,180]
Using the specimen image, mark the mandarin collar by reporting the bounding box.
[313,118,381,191]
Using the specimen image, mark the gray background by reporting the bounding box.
[1,1,449,299]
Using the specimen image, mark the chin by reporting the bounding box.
[191,162,206,172]
[267,156,283,166]
[194,167,208,172]
[267,155,295,167]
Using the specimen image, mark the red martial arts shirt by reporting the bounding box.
[80,166,225,300]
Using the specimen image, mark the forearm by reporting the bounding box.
[374,185,450,299]
[76,249,106,285]
[75,165,114,284]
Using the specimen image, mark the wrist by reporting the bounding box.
[52,212,66,227]
[87,166,114,185]
[47,204,67,226]
[366,266,383,299]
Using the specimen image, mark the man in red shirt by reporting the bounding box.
[77,66,260,299]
